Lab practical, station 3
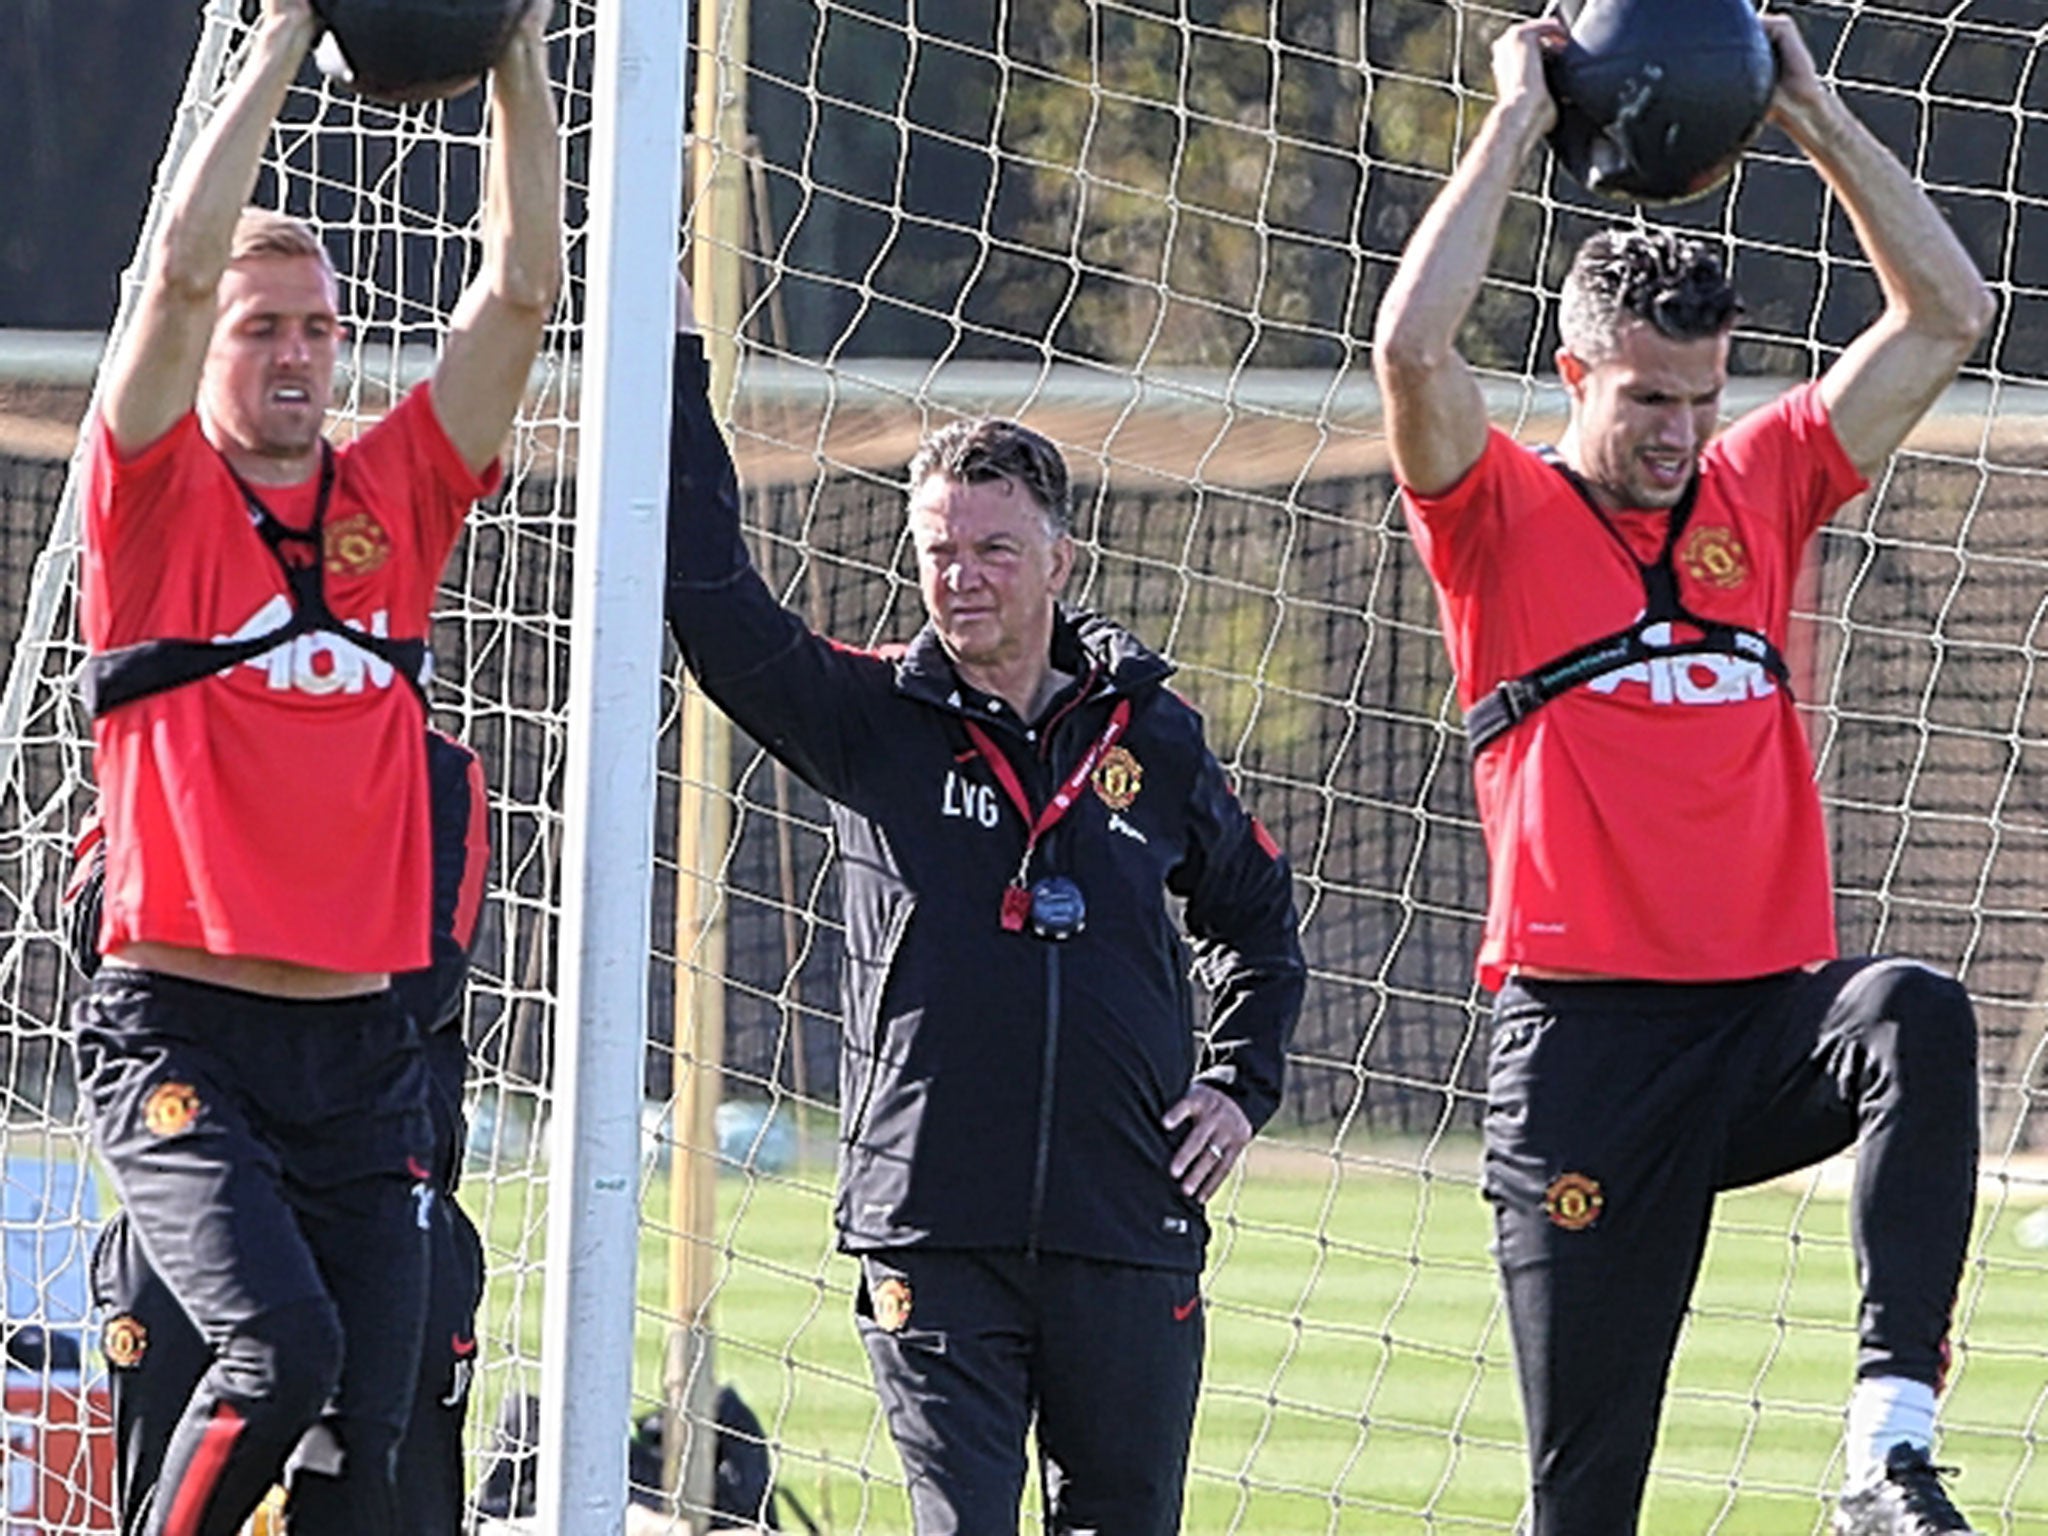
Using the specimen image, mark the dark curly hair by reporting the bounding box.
[907,418,1074,536]
[1558,230,1742,362]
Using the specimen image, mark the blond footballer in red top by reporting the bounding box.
[71,1,559,1532]
[1374,12,1991,1536]
[81,379,493,974]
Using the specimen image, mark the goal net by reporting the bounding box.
[4,0,2048,1531]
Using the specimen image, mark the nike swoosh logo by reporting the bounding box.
[1173,1294,1200,1322]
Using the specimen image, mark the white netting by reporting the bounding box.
[5,0,2048,1531]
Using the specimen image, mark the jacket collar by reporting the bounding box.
[893,605,1173,717]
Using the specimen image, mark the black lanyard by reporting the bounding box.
[231,446,337,613]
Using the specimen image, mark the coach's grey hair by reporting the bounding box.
[907,418,1075,536]
[1558,229,1742,364]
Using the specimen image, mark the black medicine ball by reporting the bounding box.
[310,0,529,104]
[1545,0,1777,206]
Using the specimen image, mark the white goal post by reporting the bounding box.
[534,0,688,1528]
[4,1,2048,1533]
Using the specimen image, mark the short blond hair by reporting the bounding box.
[230,209,333,272]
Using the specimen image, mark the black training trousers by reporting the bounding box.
[1483,959,1979,1536]
[90,1160,482,1534]
[855,1249,1204,1535]
[74,969,433,1536]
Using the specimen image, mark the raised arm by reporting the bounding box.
[1372,17,1564,496]
[663,276,889,800]
[429,0,563,475]
[101,0,319,456]
[1764,16,1994,477]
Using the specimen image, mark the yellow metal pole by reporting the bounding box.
[667,0,747,1522]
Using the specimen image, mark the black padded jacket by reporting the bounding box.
[663,337,1305,1269]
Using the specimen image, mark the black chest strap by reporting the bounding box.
[1462,450,1789,755]
[81,446,431,719]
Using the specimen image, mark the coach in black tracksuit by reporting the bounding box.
[664,297,1304,1535]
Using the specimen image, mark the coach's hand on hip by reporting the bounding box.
[1165,1083,1252,1202]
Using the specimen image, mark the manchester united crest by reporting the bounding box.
[1543,1172,1604,1231]
[871,1277,913,1333]
[1092,746,1143,810]
[1678,525,1749,590]
[325,512,392,577]
[143,1082,202,1138]
[103,1314,148,1369]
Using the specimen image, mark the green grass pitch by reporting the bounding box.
[472,1141,2048,1533]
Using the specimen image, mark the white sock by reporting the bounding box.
[1845,1376,1938,1490]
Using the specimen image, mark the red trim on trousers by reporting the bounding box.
[163,1402,247,1536]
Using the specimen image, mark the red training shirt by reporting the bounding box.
[1401,382,1867,989]
[80,385,497,973]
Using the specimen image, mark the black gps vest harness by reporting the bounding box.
[80,445,431,720]
[1462,448,1789,755]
